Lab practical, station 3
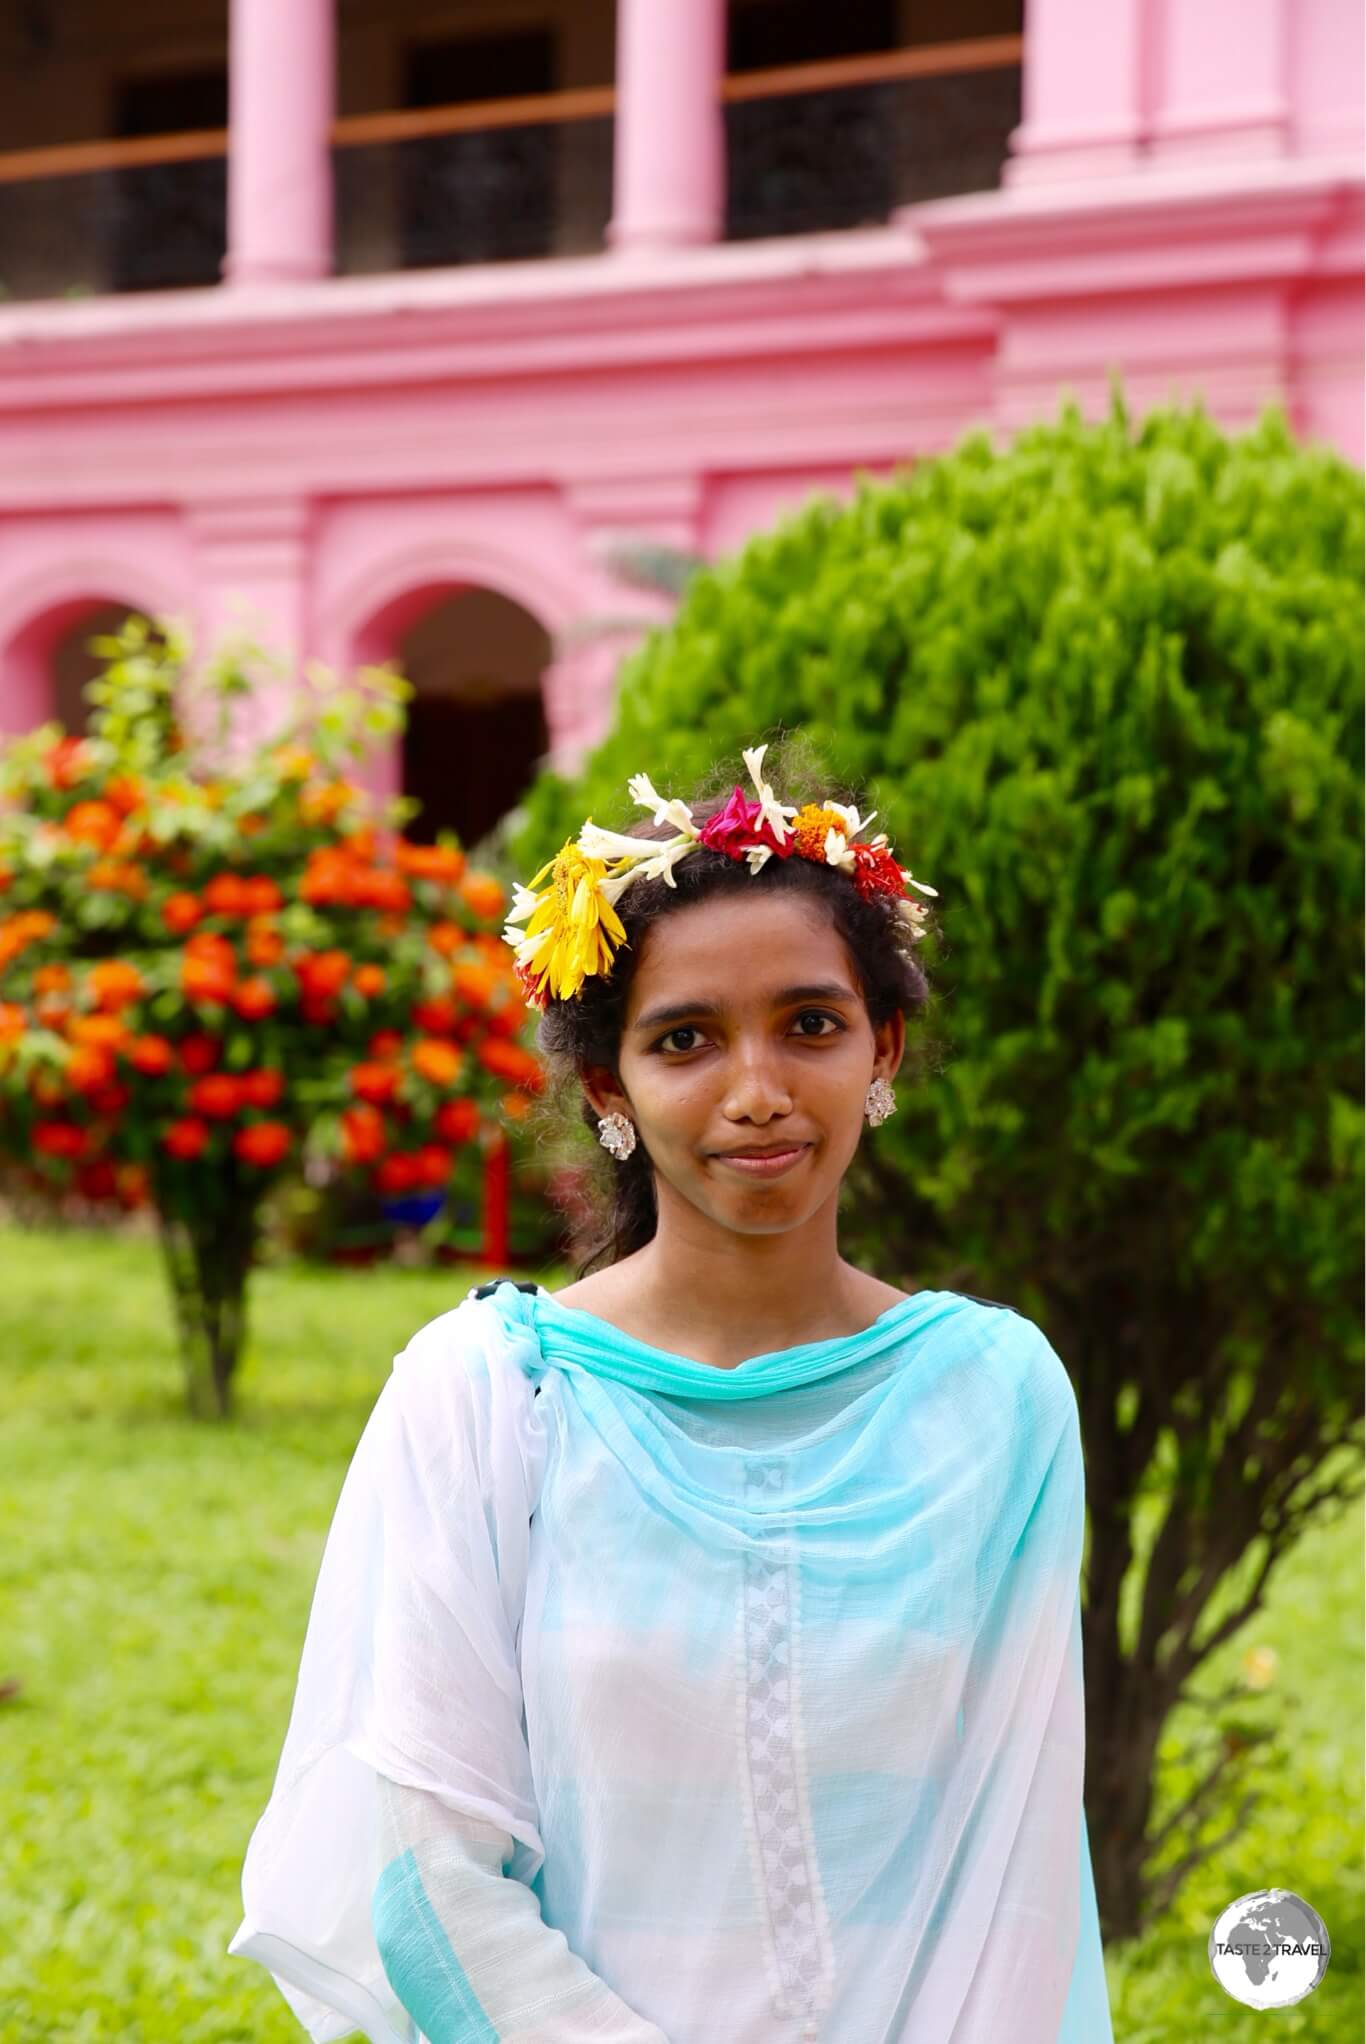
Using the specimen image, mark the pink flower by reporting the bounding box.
[697,787,791,862]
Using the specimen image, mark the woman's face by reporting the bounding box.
[583,891,905,1239]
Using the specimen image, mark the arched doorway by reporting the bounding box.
[0,594,162,739]
[393,587,551,853]
[49,600,152,733]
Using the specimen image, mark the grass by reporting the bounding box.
[1,1224,1360,2041]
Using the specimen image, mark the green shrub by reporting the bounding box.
[508,387,1365,1942]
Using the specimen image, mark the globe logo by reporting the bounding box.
[1208,1889,1330,2008]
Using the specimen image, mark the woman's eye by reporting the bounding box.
[654,1012,842,1054]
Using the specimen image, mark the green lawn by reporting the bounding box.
[1,1225,1360,2041]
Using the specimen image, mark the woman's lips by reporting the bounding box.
[713,1144,811,1179]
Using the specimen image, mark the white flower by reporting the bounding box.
[825,798,877,838]
[901,869,939,897]
[627,772,698,838]
[744,844,778,873]
[823,826,856,872]
[742,744,798,846]
[502,880,544,932]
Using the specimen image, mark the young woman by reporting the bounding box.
[229,737,1113,2044]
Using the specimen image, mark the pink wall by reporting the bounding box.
[0,0,1359,793]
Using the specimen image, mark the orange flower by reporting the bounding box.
[434,1098,480,1146]
[87,860,148,899]
[32,964,71,995]
[33,1120,89,1158]
[368,1030,403,1062]
[475,1038,544,1090]
[45,735,95,790]
[460,872,505,920]
[350,1061,401,1105]
[501,1091,532,1121]
[412,1039,464,1088]
[88,961,146,1012]
[341,1103,387,1164]
[202,873,252,917]
[68,1014,127,1049]
[126,1034,175,1076]
[299,780,358,827]
[427,921,464,958]
[66,1046,116,1093]
[0,1001,26,1040]
[182,952,235,1004]
[162,1117,210,1160]
[396,840,467,884]
[292,948,351,999]
[104,773,146,817]
[238,812,267,837]
[234,1121,292,1167]
[189,1074,242,1120]
[239,1069,284,1110]
[64,800,123,851]
[245,919,284,967]
[412,996,457,1034]
[353,964,387,999]
[232,977,277,1021]
[241,876,283,916]
[179,1034,220,1075]
[162,892,203,934]
[451,961,498,1009]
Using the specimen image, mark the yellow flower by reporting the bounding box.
[503,840,629,1002]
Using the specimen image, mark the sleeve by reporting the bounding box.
[373,1778,670,2041]
[227,1300,664,2044]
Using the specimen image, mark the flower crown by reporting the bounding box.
[501,743,939,1009]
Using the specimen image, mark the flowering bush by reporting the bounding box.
[0,618,544,1417]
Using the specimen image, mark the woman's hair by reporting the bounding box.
[523,731,944,1276]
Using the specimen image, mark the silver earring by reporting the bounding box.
[597,1111,637,1160]
[864,1077,897,1126]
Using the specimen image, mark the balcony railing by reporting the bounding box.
[0,38,1022,303]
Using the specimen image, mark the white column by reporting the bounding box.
[608,0,726,252]
[225,0,335,283]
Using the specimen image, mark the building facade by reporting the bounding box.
[0,0,1360,845]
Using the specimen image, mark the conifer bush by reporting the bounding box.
[507,390,1365,1940]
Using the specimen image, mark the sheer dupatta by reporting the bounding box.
[228,1282,1112,2044]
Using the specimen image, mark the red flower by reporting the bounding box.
[849,841,907,901]
[238,1069,284,1110]
[368,1030,404,1061]
[32,1120,89,1158]
[189,1074,242,1120]
[162,1117,210,1160]
[234,1121,292,1168]
[126,1035,175,1076]
[350,1062,401,1105]
[232,977,277,1021]
[697,787,791,863]
[434,1097,480,1146]
[162,893,203,935]
[202,873,252,917]
[179,1034,220,1075]
[412,997,457,1035]
[341,1104,386,1165]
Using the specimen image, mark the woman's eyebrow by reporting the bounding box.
[631,982,858,1032]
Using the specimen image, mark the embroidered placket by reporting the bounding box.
[736,1457,834,2041]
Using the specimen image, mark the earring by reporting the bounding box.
[864,1077,897,1126]
[597,1111,637,1160]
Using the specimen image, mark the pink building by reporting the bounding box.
[0,0,1360,846]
